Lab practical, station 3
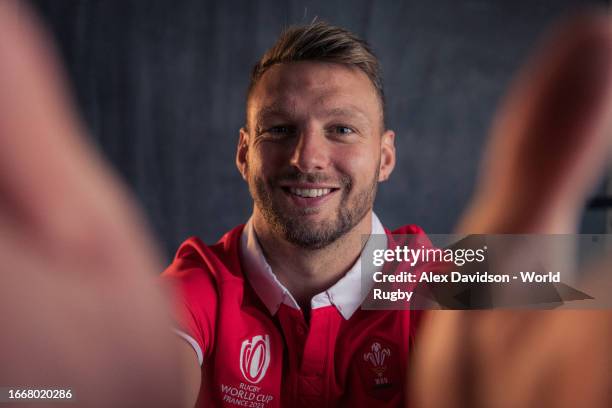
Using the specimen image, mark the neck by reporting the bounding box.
[252,210,373,311]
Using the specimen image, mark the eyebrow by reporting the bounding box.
[256,104,293,123]
[255,104,371,124]
[322,106,370,122]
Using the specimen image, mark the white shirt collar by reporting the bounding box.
[239,213,387,320]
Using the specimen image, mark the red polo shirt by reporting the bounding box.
[162,217,427,408]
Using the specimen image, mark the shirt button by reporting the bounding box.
[296,326,305,336]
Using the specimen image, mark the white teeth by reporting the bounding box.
[289,188,332,198]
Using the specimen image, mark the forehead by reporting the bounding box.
[248,61,382,127]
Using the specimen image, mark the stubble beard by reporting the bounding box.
[249,168,379,250]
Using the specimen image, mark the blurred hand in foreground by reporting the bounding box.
[0,1,182,406]
[412,14,612,408]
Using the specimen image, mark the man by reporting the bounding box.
[1,1,611,407]
[162,22,426,407]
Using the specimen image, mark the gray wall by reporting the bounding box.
[31,0,608,261]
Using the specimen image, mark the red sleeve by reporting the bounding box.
[161,240,218,365]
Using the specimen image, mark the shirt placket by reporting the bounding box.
[277,305,331,408]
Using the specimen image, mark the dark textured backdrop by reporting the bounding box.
[30,0,609,261]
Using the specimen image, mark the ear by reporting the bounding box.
[378,129,396,182]
[236,127,250,181]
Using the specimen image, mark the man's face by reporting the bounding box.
[237,61,395,249]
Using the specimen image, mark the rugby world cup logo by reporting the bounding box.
[239,334,271,384]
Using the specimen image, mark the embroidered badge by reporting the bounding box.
[357,338,401,400]
[364,342,392,386]
[239,334,271,384]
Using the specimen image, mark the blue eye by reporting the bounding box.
[268,126,294,134]
[331,126,354,135]
[259,126,296,141]
[262,126,297,140]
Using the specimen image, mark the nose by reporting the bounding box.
[289,128,330,172]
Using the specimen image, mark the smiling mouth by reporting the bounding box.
[283,187,339,198]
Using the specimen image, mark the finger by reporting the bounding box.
[458,14,612,234]
[0,0,159,273]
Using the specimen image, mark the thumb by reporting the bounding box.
[458,14,612,234]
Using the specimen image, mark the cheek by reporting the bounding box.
[333,144,380,184]
[249,144,287,179]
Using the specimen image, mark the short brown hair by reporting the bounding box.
[247,21,386,127]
